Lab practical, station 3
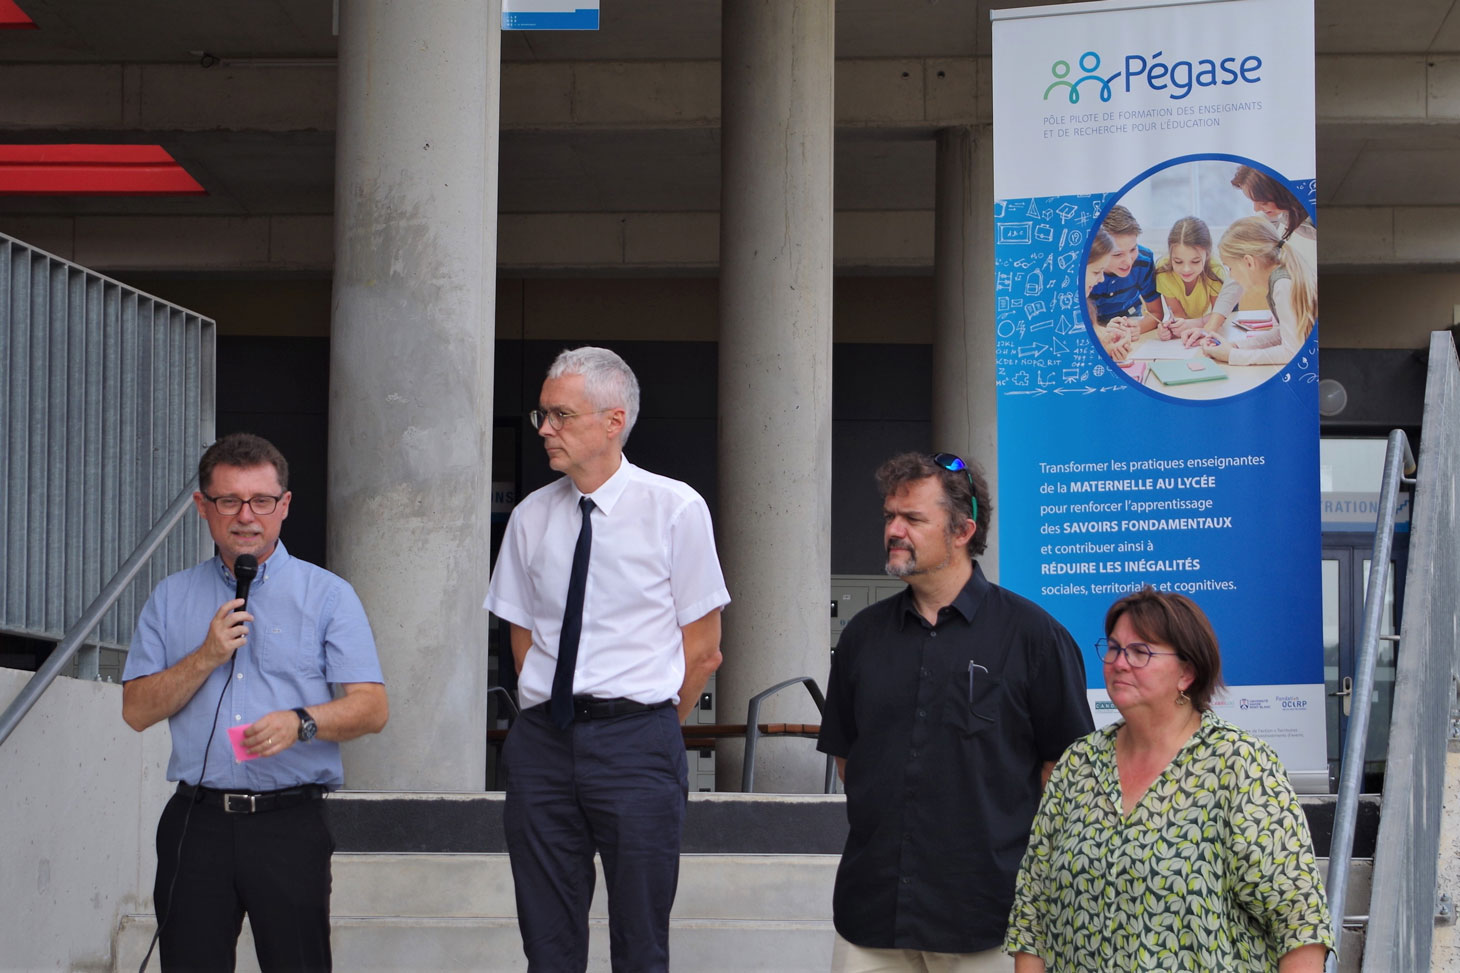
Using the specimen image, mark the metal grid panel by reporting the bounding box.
[1360,335,1460,971]
[0,233,216,648]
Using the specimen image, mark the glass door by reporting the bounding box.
[1322,534,1407,791]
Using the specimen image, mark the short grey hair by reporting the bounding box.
[547,346,641,444]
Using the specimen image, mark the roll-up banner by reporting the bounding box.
[991,0,1324,782]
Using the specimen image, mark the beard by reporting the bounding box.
[884,550,915,578]
[884,536,953,579]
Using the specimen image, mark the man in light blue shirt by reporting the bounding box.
[122,432,387,972]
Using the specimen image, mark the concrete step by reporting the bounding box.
[115,853,838,972]
[1337,926,1365,973]
[327,852,1369,922]
[114,852,1368,972]
[114,915,837,972]
[1327,857,1373,922]
[331,852,838,920]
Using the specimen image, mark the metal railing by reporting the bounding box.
[1,232,215,654]
[1325,429,1415,972]
[742,676,836,793]
[0,478,199,748]
[1358,332,1460,970]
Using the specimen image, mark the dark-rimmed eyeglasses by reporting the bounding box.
[932,452,978,522]
[1094,637,1179,668]
[202,493,282,516]
[529,407,614,431]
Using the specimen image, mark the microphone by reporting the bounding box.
[233,554,258,610]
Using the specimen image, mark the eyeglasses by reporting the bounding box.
[202,493,282,516]
[1094,637,1179,668]
[932,452,978,522]
[529,407,614,431]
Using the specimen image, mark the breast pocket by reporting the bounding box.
[254,617,323,676]
[943,668,1003,737]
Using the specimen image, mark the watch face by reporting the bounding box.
[297,709,317,742]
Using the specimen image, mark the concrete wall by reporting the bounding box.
[1321,272,1460,348]
[0,668,171,972]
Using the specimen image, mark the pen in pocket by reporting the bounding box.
[967,660,989,702]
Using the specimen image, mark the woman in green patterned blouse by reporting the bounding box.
[1004,587,1332,972]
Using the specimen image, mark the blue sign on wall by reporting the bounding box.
[502,1,599,31]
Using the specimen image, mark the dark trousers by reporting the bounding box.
[503,705,688,973]
[153,789,334,972]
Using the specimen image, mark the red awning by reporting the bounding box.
[0,0,36,29]
[0,145,207,196]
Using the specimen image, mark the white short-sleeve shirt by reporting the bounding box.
[484,457,731,708]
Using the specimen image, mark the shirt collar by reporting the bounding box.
[896,561,991,629]
[575,455,634,515]
[216,541,289,588]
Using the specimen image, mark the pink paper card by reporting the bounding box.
[227,724,260,762]
[1117,360,1149,383]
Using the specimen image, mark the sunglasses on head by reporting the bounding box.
[932,452,978,523]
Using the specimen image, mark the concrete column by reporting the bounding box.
[329,0,500,791]
[716,0,836,793]
[932,126,1000,579]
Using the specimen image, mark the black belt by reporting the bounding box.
[177,782,326,814]
[530,696,674,722]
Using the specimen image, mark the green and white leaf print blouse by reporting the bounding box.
[1004,711,1332,972]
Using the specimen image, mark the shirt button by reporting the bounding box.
[929,630,937,638]
[901,877,911,885]
[909,750,919,759]
[234,714,242,721]
[917,709,926,718]
[236,672,243,679]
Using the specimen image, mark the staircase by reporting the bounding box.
[0,230,215,677]
[112,791,1378,972]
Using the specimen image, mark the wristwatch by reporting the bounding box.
[294,707,318,742]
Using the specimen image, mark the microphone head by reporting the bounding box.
[233,554,258,583]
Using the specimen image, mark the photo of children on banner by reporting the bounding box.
[1086,227,1132,363]
[1085,161,1318,400]
[1088,204,1162,340]
[1231,164,1318,271]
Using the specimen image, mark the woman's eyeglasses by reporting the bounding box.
[1094,637,1179,668]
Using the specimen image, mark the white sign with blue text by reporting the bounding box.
[991,0,1325,780]
[502,0,599,31]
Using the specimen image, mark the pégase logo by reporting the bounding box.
[1045,49,1263,103]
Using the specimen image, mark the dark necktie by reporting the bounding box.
[550,496,595,729]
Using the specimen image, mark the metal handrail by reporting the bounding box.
[1325,430,1416,971]
[741,675,836,793]
[0,478,201,749]
[487,685,521,720]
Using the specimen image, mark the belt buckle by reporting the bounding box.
[223,792,256,813]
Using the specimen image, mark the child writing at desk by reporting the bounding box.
[1090,205,1162,341]
[1154,216,1242,341]
[1187,216,1317,367]
[1086,227,1132,361]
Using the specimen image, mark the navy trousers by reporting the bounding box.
[153,790,334,972]
[503,704,688,972]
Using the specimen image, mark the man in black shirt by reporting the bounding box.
[818,452,1093,971]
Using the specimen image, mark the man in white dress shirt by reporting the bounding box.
[484,346,730,972]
